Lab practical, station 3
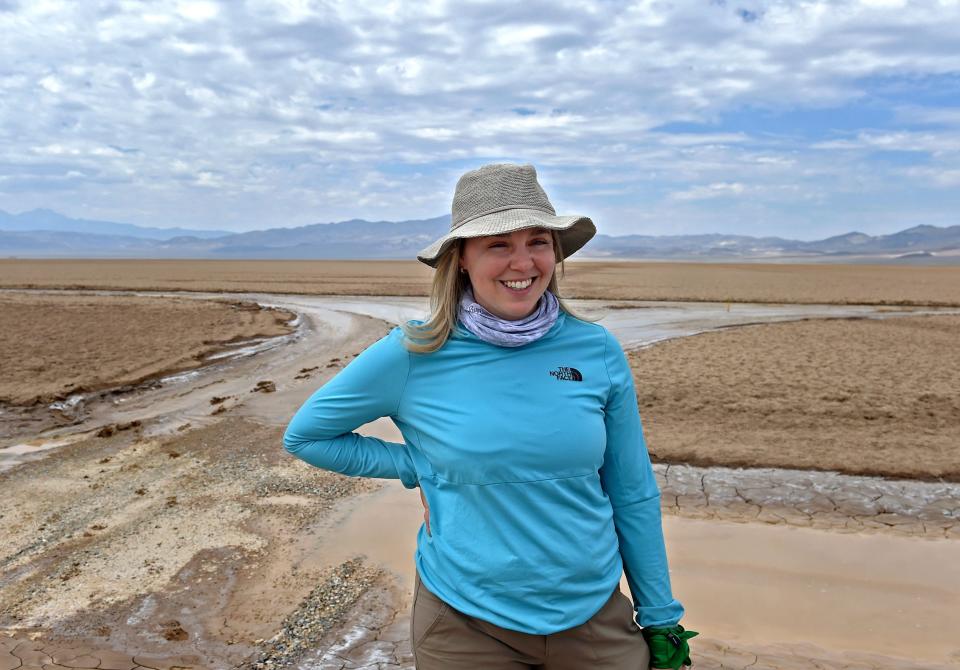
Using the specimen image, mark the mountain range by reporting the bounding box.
[0,208,231,240]
[2,208,959,264]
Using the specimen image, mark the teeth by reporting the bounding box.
[502,278,533,290]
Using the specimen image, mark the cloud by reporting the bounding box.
[813,130,960,153]
[669,182,748,201]
[655,133,750,147]
[177,1,219,22]
[901,166,960,187]
[0,0,958,236]
[894,105,960,127]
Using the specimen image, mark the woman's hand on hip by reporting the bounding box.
[418,487,431,536]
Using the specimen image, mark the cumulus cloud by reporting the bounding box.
[669,182,748,201]
[0,0,958,236]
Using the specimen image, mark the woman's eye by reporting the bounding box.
[489,242,508,249]
[532,238,550,246]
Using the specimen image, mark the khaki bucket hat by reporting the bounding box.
[417,163,596,267]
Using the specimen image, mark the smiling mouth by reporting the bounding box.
[500,277,535,290]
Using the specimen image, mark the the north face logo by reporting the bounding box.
[549,366,582,382]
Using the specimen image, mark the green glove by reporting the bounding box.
[642,624,698,669]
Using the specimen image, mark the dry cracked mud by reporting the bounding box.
[656,463,959,538]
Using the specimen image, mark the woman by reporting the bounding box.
[283,163,696,669]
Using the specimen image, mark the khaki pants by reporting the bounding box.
[411,572,651,669]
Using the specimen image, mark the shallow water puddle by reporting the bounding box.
[668,518,960,662]
[0,433,91,472]
[288,294,959,349]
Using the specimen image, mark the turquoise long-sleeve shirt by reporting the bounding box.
[283,312,684,634]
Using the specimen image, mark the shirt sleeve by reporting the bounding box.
[282,327,419,489]
[600,329,685,628]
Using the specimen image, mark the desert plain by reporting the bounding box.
[2,257,960,304]
[1,259,959,670]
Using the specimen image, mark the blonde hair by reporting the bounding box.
[402,230,585,354]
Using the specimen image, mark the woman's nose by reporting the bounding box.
[508,246,535,270]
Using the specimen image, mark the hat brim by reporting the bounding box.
[416,209,596,268]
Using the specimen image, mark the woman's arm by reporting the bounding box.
[283,329,418,488]
[599,330,685,629]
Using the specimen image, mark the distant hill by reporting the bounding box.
[202,216,451,259]
[1,209,958,264]
[0,208,231,240]
[585,225,960,261]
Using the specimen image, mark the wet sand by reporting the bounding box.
[0,292,295,406]
[629,315,960,481]
[2,258,960,305]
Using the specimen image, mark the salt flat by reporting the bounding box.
[2,258,959,305]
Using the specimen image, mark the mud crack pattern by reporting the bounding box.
[656,463,960,538]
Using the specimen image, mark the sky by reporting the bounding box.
[1,0,959,239]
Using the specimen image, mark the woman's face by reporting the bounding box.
[459,227,556,320]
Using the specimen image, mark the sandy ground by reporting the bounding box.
[0,417,396,668]
[2,258,960,305]
[3,415,957,669]
[629,315,960,481]
[1,276,959,669]
[0,293,295,406]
